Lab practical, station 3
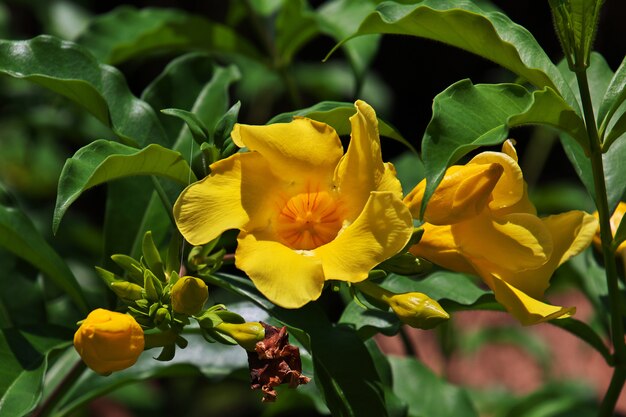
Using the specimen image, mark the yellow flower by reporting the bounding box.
[74,309,144,375]
[405,140,598,325]
[593,202,626,253]
[171,276,208,316]
[174,100,413,308]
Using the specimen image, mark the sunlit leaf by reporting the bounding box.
[0,36,168,147]
[335,0,578,109]
[0,204,88,314]
[53,140,195,233]
[76,6,261,65]
[0,326,73,417]
[421,80,584,213]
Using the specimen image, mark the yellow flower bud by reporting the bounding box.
[171,276,208,316]
[593,202,626,253]
[73,309,144,375]
[215,321,265,351]
[386,292,450,329]
[404,163,503,225]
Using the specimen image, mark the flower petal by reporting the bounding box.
[315,191,413,283]
[334,101,402,221]
[235,232,325,309]
[232,117,343,183]
[453,211,553,271]
[470,150,524,210]
[174,152,277,245]
[489,274,575,325]
[409,223,477,275]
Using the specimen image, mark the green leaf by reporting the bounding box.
[0,326,73,417]
[392,152,424,195]
[339,301,400,339]
[76,6,261,65]
[316,0,381,85]
[337,0,577,108]
[500,381,597,417]
[550,318,613,366]
[161,108,210,145]
[53,140,195,233]
[275,0,319,67]
[598,56,626,137]
[54,334,249,416]
[0,36,168,147]
[389,355,478,417]
[603,110,626,150]
[269,101,415,153]
[0,204,88,314]
[421,80,585,213]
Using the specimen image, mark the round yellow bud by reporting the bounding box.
[387,292,449,329]
[171,276,208,316]
[73,309,144,375]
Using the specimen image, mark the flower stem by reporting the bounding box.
[575,68,626,413]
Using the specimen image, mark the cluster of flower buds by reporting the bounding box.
[73,231,309,400]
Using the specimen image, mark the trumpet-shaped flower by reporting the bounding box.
[405,140,598,325]
[174,101,413,308]
[593,201,626,254]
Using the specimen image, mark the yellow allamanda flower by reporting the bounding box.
[74,309,145,374]
[404,140,598,325]
[174,100,413,308]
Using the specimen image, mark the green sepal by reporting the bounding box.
[200,142,220,167]
[143,269,163,303]
[135,299,149,309]
[168,270,180,287]
[148,302,160,318]
[203,327,237,346]
[175,335,188,349]
[95,266,123,286]
[110,254,145,285]
[142,231,165,281]
[110,281,144,302]
[214,309,245,324]
[127,305,149,317]
[155,343,176,361]
[213,101,241,149]
[161,108,210,146]
[196,311,223,329]
[165,233,183,280]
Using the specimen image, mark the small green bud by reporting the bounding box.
[154,307,171,326]
[386,292,449,329]
[110,281,144,302]
[214,322,265,351]
[171,276,208,316]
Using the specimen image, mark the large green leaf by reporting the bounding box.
[76,6,261,65]
[0,36,167,147]
[269,101,415,152]
[336,0,577,109]
[0,204,88,314]
[274,0,319,67]
[599,56,626,134]
[208,273,389,417]
[0,326,73,417]
[421,80,585,212]
[389,355,478,417]
[53,140,195,233]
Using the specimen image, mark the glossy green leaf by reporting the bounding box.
[76,6,261,65]
[603,110,626,150]
[336,0,577,108]
[0,204,88,314]
[161,108,210,145]
[317,0,381,85]
[599,56,626,137]
[53,140,195,233]
[389,355,478,417]
[269,101,415,152]
[392,151,425,195]
[54,334,249,416]
[421,80,584,212]
[0,326,73,417]
[339,301,400,339]
[0,36,168,147]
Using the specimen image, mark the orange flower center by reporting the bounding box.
[276,190,343,250]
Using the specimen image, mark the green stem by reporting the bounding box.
[150,176,176,228]
[575,68,626,414]
[599,368,626,417]
[32,359,86,417]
